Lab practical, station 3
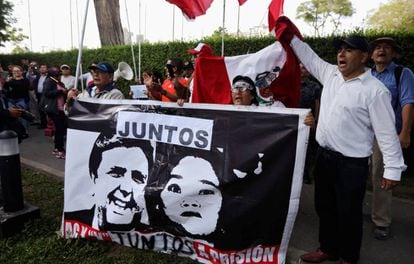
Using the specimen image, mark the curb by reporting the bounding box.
[20,157,64,180]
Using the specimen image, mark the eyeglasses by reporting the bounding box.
[231,81,253,93]
[231,86,252,93]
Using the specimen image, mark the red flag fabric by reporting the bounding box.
[191,40,301,108]
[238,0,248,5]
[167,0,214,20]
[268,0,285,32]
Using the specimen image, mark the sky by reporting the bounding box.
[1,0,388,54]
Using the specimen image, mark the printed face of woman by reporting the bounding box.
[160,156,222,235]
[94,146,149,225]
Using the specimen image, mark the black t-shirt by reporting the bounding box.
[4,78,30,100]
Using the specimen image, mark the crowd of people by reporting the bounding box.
[1,18,413,263]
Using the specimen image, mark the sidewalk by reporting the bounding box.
[19,125,414,264]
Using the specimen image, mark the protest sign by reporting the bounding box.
[62,98,309,264]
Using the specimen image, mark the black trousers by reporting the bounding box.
[36,93,47,127]
[314,146,368,263]
[47,111,67,152]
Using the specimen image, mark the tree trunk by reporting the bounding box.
[94,0,124,46]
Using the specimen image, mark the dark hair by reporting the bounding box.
[183,61,194,71]
[89,132,154,182]
[232,75,259,106]
[146,143,224,236]
[168,58,184,72]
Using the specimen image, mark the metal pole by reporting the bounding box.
[74,0,90,92]
[138,0,142,81]
[27,0,33,51]
[124,0,138,80]
[70,0,74,49]
[0,131,23,212]
[75,0,80,46]
[172,6,175,41]
[237,5,240,37]
[221,0,226,56]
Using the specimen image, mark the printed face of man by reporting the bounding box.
[161,156,222,235]
[94,146,148,225]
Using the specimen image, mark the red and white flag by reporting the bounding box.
[166,0,214,20]
[191,40,300,107]
[268,0,285,32]
[167,0,248,20]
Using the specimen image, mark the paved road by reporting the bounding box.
[19,125,414,264]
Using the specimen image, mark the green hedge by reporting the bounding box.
[1,32,413,96]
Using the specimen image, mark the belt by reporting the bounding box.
[318,146,369,165]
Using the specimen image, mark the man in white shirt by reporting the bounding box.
[278,17,405,264]
[60,64,76,90]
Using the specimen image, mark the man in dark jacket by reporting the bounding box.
[31,64,48,129]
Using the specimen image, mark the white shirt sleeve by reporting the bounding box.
[369,89,406,181]
[290,36,336,85]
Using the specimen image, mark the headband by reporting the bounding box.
[231,81,253,90]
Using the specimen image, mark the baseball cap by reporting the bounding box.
[369,37,402,53]
[88,62,114,73]
[333,36,369,52]
[60,64,70,70]
[187,43,213,56]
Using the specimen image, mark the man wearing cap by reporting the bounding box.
[60,64,76,90]
[369,37,414,240]
[276,17,405,264]
[67,62,124,105]
[187,42,214,65]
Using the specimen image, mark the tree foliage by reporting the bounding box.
[94,0,125,46]
[296,0,354,36]
[367,0,414,33]
[0,0,27,48]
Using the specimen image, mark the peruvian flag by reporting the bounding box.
[268,0,285,32]
[166,0,214,20]
[191,40,300,108]
[167,0,248,20]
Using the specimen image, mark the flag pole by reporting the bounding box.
[221,0,226,56]
[237,4,240,36]
[138,0,142,81]
[74,0,90,92]
[124,0,138,80]
[172,6,175,41]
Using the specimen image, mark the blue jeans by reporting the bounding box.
[8,98,29,132]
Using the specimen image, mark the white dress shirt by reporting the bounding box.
[37,75,47,93]
[290,36,405,181]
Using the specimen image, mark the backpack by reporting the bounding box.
[394,65,403,90]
